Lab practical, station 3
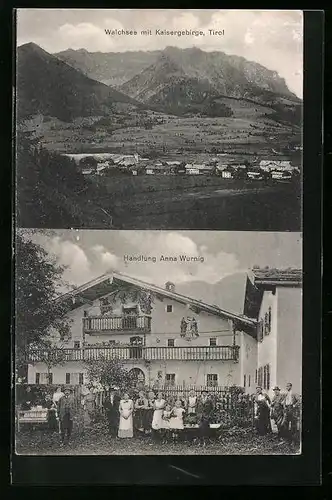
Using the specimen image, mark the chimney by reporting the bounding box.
[165,281,175,292]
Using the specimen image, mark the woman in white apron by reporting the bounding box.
[152,392,166,440]
[118,393,134,438]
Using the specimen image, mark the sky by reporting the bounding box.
[16,9,303,98]
[19,230,302,294]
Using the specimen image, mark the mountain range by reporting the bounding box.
[176,272,248,316]
[17,42,301,125]
[16,43,141,122]
[55,48,160,87]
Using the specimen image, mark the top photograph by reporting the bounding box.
[15,9,302,231]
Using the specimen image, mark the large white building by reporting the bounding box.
[27,269,302,396]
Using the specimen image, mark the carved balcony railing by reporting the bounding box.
[26,345,240,363]
[82,315,151,334]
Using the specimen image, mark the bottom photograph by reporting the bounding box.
[15,229,302,456]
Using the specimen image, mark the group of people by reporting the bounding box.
[103,389,214,443]
[254,383,300,441]
[19,382,300,446]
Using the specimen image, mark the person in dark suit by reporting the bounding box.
[103,388,121,437]
[58,388,76,445]
[197,391,214,445]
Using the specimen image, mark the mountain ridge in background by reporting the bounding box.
[175,271,248,316]
[54,44,301,121]
[17,42,142,122]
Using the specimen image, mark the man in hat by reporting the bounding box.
[271,386,286,439]
[197,391,214,446]
[58,387,76,445]
[103,387,121,437]
[283,383,300,441]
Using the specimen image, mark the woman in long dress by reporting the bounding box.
[144,391,155,435]
[118,393,134,438]
[134,391,148,435]
[254,386,272,436]
[152,392,166,440]
[186,390,198,425]
[83,389,96,428]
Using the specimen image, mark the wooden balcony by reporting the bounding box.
[27,345,240,363]
[82,315,151,334]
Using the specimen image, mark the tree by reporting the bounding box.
[84,356,133,391]
[15,231,72,375]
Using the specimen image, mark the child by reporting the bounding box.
[161,404,172,443]
[169,400,185,441]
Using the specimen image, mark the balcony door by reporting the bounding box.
[129,336,143,359]
[129,368,145,386]
[122,305,138,330]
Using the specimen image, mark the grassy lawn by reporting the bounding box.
[15,425,300,456]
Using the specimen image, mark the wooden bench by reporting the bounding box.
[17,409,60,432]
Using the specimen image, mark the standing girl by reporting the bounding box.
[169,399,185,440]
[118,393,134,438]
[161,404,172,443]
[152,392,166,440]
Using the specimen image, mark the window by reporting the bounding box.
[209,337,217,346]
[79,373,84,385]
[263,307,272,336]
[65,373,71,384]
[207,374,218,387]
[38,373,49,384]
[165,373,175,386]
[267,307,272,334]
[248,375,251,387]
[263,365,267,389]
[48,373,53,385]
[166,305,173,313]
[258,367,263,387]
[167,339,175,347]
[74,341,80,349]
[35,373,40,384]
[257,320,264,342]
[243,374,246,388]
[255,369,257,384]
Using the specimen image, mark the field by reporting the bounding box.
[16,427,299,456]
[31,109,300,157]
[92,175,301,231]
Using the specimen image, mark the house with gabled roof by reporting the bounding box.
[26,268,302,395]
[243,267,302,395]
[26,271,257,389]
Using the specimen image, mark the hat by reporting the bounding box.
[272,386,280,391]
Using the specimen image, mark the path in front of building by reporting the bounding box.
[15,428,300,456]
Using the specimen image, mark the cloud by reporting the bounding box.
[17,9,303,97]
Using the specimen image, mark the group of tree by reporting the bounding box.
[16,131,113,228]
[15,231,131,387]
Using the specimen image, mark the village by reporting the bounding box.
[64,151,301,182]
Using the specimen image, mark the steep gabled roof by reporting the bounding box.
[57,271,256,328]
[244,267,302,319]
[252,267,302,287]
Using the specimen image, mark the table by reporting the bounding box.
[17,409,60,432]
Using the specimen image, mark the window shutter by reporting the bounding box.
[65,373,70,384]
[267,364,270,390]
[48,373,53,385]
[244,374,246,388]
[35,373,40,384]
[263,365,267,389]
[79,373,84,385]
